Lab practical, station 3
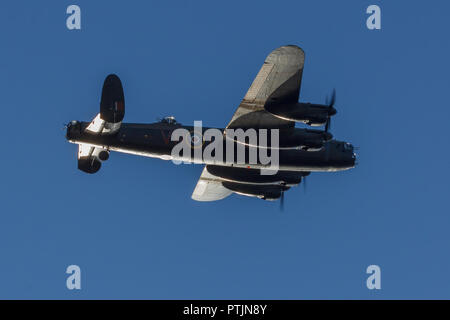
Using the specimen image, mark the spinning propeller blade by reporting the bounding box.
[324,89,336,133]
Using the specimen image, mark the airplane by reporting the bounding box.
[65,45,356,204]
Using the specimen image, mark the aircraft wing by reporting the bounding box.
[226,45,305,130]
[191,165,305,202]
[192,45,305,202]
[191,167,233,202]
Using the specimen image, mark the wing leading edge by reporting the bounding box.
[226,45,305,130]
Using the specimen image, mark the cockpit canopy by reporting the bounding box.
[160,116,178,125]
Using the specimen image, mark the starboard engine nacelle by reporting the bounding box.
[265,102,334,126]
[264,88,337,127]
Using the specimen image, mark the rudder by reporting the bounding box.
[100,74,125,123]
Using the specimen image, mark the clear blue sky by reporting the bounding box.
[0,1,449,299]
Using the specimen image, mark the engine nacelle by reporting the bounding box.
[222,181,289,201]
[207,165,308,186]
[265,102,334,126]
[224,127,331,150]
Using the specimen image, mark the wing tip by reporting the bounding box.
[191,170,233,202]
[191,191,232,202]
[266,45,305,65]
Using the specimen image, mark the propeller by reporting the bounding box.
[62,121,73,132]
[278,176,308,211]
[324,89,336,133]
[280,191,285,212]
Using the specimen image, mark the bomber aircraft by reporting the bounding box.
[65,45,356,204]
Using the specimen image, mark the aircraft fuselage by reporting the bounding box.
[66,121,356,172]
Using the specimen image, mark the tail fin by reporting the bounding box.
[100,74,125,123]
